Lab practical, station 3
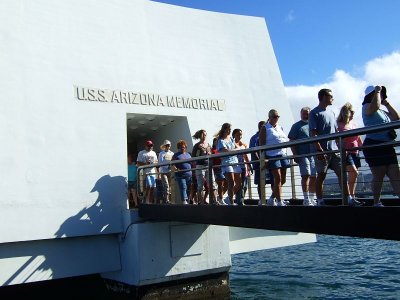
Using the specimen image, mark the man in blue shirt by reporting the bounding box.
[288,107,316,206]
[249,120,274,204]
[309,88,351,206]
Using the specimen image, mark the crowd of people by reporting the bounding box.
[127,86,400,208]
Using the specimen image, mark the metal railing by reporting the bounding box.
[135,120,400,206]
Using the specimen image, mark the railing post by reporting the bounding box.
[259,149,266,204]
[339,137,347,205]
[208,157,215,204]
[290,158,296,200]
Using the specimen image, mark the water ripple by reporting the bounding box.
[230,235,400,299]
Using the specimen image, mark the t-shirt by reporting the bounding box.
[192,142,211,166]
[172,151,192,178]
[264,123,289,156]
[249,131,260,169]
[309,106,338,151]
[158,150,174,173]
[137,150,158,174]
[362,105,392,141]
[337,121,362,153]
[128,163,137,182]
[217,138,238,166]
[288,120,311,155]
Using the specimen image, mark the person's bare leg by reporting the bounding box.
[386,164,400,197]
[370,166,386,205]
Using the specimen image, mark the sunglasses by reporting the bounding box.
[272,115,280,119]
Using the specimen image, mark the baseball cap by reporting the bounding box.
[146,140,153,147]
[364,85,375,95]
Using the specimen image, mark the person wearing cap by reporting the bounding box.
[362,85,400,207]
[137,140,158,204]
[158,139,174,204]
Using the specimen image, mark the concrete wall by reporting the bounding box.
[0,0,292,242]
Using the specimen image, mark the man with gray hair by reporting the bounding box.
[288,107,316,206]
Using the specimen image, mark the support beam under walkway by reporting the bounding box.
[139,204,400,241]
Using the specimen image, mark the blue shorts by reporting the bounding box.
[346,153,361,169]
[145,174,156,188]
[128,180,137,190]
[297,156,316,176]
[266,155,290,170]
[213,167,225,180]
[222,165,242,174]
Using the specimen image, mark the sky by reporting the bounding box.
[153,0,400,125]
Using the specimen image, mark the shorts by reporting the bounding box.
[346,152,361,169]
[254,168,273,185]
[145,174,156,188]
[297,156,316,177]
[221,164,242,174]
[363,138,398,167]
[266,155,290,170]
[195,168,217,191]
[128,180,137,190]
[315,152,342,174]
[213,167,225,180]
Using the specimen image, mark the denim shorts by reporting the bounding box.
[266,155,290,170]
[213,167,225,180]
[346,153,361,169]
[297,156,316,176]
[145,174,157,188]
[128,180,137,190]
[221,164,242,174]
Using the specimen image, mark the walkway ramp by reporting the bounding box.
[139,204,400,241]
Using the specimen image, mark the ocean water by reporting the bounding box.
[230,235,400,300]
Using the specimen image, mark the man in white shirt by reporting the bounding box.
[137,140,158,204]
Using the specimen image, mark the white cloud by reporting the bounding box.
[285,10,295,22]
[285,51,400,126]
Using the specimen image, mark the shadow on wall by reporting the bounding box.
[55,174,127,237]
[0,174,127,287]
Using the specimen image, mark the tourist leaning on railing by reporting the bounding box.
[172,140,193,205]
[259,109,290,207]
[362,85,400,207]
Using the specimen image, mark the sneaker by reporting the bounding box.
[310,198,317,206]
[282,200,290,206]
[258,200,262,206]
[276,200,286,206]
[317,199,326,206]
[303,199,315,206]
[182,200,188,205]
[223,196,230,205]
[266,197,276,206]
[348,197,362,207]
[374,202,384,207]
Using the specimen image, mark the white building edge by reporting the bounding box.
[0,0,315,289]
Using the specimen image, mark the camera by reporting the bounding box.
[381,86,387,100]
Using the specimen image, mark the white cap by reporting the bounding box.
[365,85,375,95]
[160,139,171,150]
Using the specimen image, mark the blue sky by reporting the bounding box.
[153,0,400,124]
[153,0,400,86]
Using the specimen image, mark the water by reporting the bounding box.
[230,235,400,299]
